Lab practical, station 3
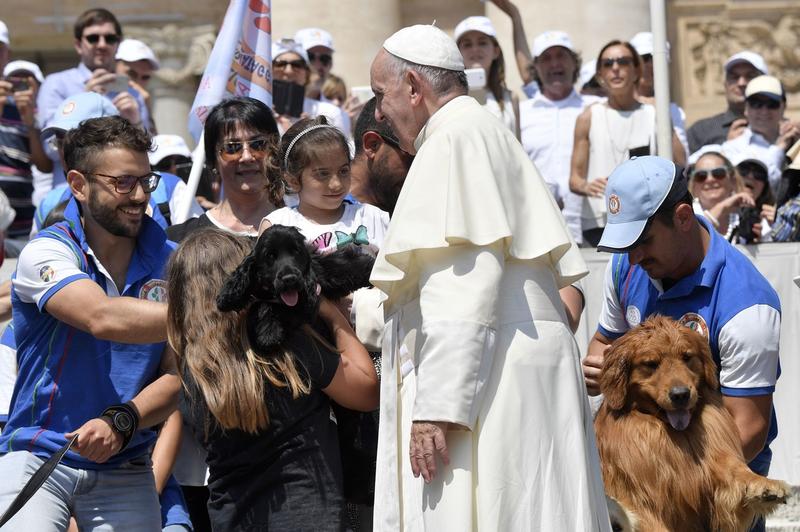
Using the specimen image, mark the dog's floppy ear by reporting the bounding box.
[699,342,720,393]
[217,252,257,311]
[600,339,631,411]
[312,247,375,300]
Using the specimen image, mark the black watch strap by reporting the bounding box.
[101,403,140,451]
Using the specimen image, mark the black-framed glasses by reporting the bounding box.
[747,98,781,110]
[87,171,161,194]
[273,59,307,70]
[600,56,634,69]
[83,33,120,45]
[218,137,270,161]
[308,52,332,66]
[691,167,728,182]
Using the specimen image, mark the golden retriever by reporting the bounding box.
[594,315,789,532]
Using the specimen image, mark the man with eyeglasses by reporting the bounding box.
[36,8,151,137]
[687,51,767,154]
[0,115,179,530]
[582,155,781,532]
[722,75,800,192]
[294,27,335,100]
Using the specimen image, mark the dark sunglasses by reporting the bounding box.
[219,137,270,161]
[308,52,332,66]
[738,163,768,182]
[600,56,634,69]
[747,98,781,110]
[273,59,307,70]
[83,33,120,45]
[87,171,160,194]
[691,166,728,182]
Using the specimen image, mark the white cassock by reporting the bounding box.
[369,96,611,531]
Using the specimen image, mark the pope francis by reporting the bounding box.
[367,25,611,531]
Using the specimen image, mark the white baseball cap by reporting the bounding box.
[532,31,574,57]
[0,21,9,46]
[150,134,192,166]
[272,38,309,65]
[630,31,671,62]
[454,16,497,42]
[116,39,160,70]
[3,60,44,83]
[724,51,768,75]
[745,75,784,101]
[294,28,334,52]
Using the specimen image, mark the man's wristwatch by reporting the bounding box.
[101,403,140,451]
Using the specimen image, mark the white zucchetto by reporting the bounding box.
[383,25,465,72]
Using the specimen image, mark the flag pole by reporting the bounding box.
[650,0,672,160]
[173,133,206,224]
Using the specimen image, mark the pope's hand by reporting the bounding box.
[410,420,450,483]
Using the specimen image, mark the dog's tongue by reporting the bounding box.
[280,290,299,307]
[667,409,691,431]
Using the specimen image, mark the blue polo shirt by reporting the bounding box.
[0,197,172,469]
[597,215,781,475]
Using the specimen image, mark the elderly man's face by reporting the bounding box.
[370,50,421,154]
[533,46,577,100]
[725,63,760,106]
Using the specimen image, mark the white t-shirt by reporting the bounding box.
[519,90,601,243]
[265,201,389,256]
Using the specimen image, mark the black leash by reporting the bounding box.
[0,434,79,528]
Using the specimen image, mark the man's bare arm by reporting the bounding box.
[723,394,772,462]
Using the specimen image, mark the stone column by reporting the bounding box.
[124,24,218,147]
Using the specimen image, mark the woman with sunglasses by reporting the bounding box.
[271,39,348,136]
[569,40,685,247]
[167,97,282,244]
[688,149,753,241]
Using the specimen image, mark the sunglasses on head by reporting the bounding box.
[747,97,781,110]
[308,52,332,66]
[218,137,270,161]
[83,33,120,45]
[691,166,728,182]
[273,59,307,70]
[600,56,634,69]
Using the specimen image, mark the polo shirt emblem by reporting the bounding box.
[625,305,641,326]
[140,279,167,303]
[39,265,55,282]
[678,312,709,339]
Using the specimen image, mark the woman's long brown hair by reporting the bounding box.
[166,229,309,434]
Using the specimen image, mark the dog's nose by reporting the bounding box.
[669,386,691,407]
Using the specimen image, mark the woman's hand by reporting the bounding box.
[585,177,607,198]
[761,204,776,224]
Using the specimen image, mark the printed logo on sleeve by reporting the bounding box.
[678,312,709,340]
[39,265,55,283]
[139,279,167,303]
[625,305,641,326]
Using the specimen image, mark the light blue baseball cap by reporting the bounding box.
[42,92,119,137]
[597,156,688,253]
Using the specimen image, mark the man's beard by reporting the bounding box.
[369,156,409,216]
[88,192,143,238]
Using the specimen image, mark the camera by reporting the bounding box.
[737,207,761,243]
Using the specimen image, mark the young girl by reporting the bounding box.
[166,229,379,531]
[259,116,389,255]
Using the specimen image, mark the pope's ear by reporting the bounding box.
[67,170,89,202]
[406,69,424,104]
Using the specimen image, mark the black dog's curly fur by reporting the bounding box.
[216,224,375,353]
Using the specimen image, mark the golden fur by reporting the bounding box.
[594,316,789,532]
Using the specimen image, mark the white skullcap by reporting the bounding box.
[383,25,465,72]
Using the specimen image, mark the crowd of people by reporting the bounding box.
[0,2,796,531]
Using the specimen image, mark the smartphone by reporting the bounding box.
[350,86,374,104]
[7,77,29,92]
[106,74,130,95]
[466,68,486,91]
[273,79,305,118]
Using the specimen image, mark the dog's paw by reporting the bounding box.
[744,479,791,512]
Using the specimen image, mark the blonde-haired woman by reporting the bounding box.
[689,149,754,240]
[166,229,378,531]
